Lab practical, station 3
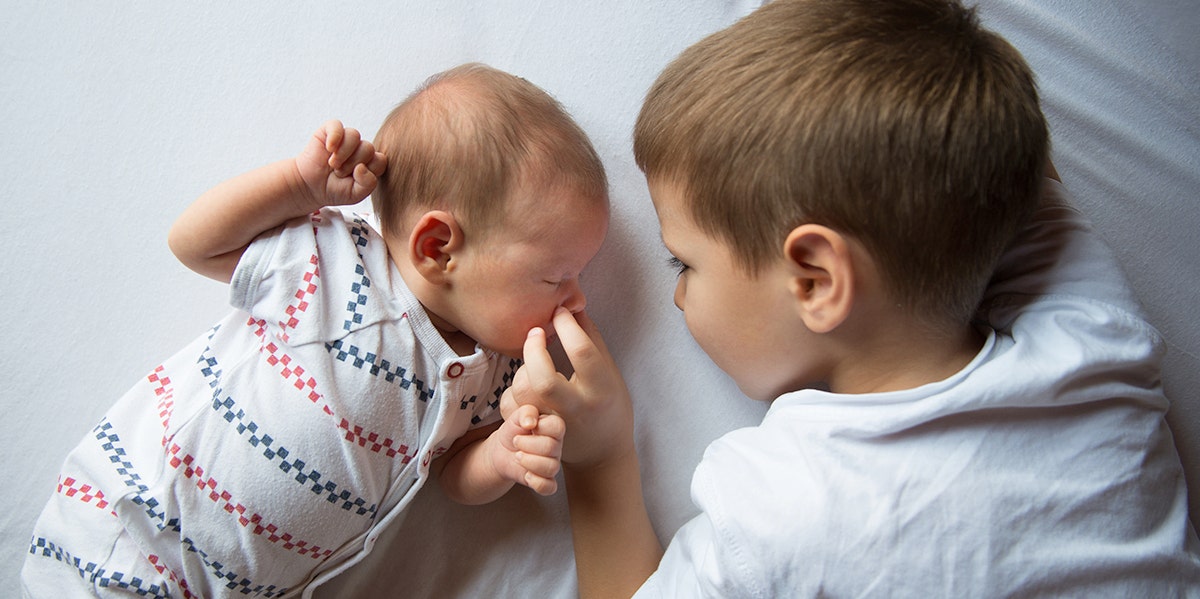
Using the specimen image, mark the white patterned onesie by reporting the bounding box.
[23,208,517,598]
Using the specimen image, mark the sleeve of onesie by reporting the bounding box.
[230,216,308,318]
[228,210,348,346]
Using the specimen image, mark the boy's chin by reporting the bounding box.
[734,378,793,403]
[739,387,780,402]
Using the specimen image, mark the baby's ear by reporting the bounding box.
[408,210,463,283]
[783,224,855,334]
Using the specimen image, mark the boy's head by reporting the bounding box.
[635,0,1048,334]
[374,63,609,356]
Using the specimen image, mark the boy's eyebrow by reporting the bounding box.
[659,227,683,253]
[658,234,674,254]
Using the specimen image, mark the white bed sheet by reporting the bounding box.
[1,1,1196,596]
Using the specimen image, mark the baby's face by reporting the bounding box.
[450,188,608,357]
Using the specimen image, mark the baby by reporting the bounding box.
[23,63,609,598]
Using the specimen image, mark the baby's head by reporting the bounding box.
[635,0,1047,333]
[374,63,609,356]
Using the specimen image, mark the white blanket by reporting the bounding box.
[2,1,1196,596]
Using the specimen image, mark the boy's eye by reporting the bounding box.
[667,256,689,276]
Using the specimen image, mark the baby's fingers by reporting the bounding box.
[328,127,363,174]
[517,454,561,495]
[510,404,541,431]
[367,150,387,177]
[513,431,563,460]
[521,472,559,496]
[350,163,379,198]
[319,120,345,155]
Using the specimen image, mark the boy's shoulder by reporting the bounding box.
[981,180,1145,320]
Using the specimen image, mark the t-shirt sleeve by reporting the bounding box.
[636,436,779,599]
[635,513,727,599]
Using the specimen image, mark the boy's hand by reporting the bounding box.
[502,309,635,467]
[488,404,566,495]
[294,120,387,212]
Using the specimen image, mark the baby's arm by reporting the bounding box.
[168,120,386,283]
[435,404,566,505]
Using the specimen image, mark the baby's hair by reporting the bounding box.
[634,0,1048,329]
[373,63,607,239]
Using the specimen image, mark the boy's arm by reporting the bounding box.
[168,121,385,283]
[434,405,565,505]
[563,448,660,598]
[505,309,663,598]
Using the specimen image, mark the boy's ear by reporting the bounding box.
[408,210,463,284]
[783,224,854,334]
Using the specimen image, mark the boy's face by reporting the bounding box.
[450,187,608,357]
[649,178,815,401]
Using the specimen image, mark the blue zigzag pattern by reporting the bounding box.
[27,537,170,598]
[86,420,288,597]
[198,345,378,519]
[325,339,435,403]
[472,358,521,425]
[342,218,372,332]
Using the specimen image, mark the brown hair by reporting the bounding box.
[634,0,1048,328]
[373,63,607,239]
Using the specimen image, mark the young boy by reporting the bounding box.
[23,63,609,598]
[502,0,1200,596]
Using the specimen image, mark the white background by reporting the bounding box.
[2,1,1196,596]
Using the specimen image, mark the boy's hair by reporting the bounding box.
[634,0,1048,328]
[373,63,608,239]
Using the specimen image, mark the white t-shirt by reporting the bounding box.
[638,181,1200,597]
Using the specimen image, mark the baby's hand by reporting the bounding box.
[295,119,387,210]
[490,404,565,495]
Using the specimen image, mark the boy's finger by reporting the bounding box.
[572,310,612,357]
[499,386,516,418]
[536,414,566,441]
[520,327,557,383]
[552,308,608,380]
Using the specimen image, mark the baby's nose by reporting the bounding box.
[561,279,587,313]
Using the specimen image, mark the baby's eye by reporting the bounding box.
[667,256,689,276]
[545,273,583,287]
